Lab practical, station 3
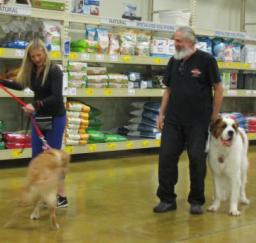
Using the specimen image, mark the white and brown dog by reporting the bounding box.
[206,117,250,216]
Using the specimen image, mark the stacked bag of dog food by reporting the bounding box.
[68,62,87,88]
[246,116,256,133]
[3,132,32,149]
[120,102,161,139]
[87,66,108,88]
[88,106,127,144]
[222,112,248,132]
[0,120,5,150]
[65,101,91,145]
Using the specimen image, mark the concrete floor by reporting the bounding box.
[0,148,255,243]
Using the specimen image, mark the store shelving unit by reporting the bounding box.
[1,3,256,160]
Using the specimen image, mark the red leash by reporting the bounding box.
[0,82,51,150]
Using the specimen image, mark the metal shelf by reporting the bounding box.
[0,88,33,98]
[0,4,65,20]
[67,88,164,98]
[0,138,161,160]
[68,53,168,66]
[68,52,256,70]
[0,48,62,61]
[1,133,256,160]
[2,88,256,98]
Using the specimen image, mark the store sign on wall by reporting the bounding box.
[214,30,247,40]
[0,5,31,16]
[100,17,175,32]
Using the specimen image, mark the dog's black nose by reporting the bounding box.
[228,130,234,137]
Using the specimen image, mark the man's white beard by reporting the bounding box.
[174,48,194,60]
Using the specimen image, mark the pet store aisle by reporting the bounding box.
[0,149,256,243]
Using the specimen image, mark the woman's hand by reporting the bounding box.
[156,114,165,131]
[22,104,35,114]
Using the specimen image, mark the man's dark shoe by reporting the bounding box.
[190,204,203,215]
[153,201,177,213]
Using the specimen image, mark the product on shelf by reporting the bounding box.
[150,37,174,58]
[121,101,161,139]
[247,116,256,133]
[43,21,61,51]
[65,101,91,146]
[136,31,151,56]
[88,129,105,143]
[109,33,120,55]
[212,38,242,62]
[68,62,88,72]
[221,71,238,89]
[31,0,65,11]
[120,30,137,55]
[104,134,127,142]
[3,132,32,149]
[241,44,256,66]
[96,28,109,54]
[87,67,107,75]
[71,0,100,15]
[66,101,91,112]
[196,37,212,54]
[68,72,87,88]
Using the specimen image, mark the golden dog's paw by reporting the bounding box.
[52,223,60,230]
[229,210,241,216]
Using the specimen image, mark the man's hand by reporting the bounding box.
[22,104,35,114]
[157,114,165,131]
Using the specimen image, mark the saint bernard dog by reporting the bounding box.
[206,117,250,216]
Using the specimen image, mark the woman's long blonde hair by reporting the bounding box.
[16,39,51,87]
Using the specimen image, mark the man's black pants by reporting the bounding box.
[157,121,209,205]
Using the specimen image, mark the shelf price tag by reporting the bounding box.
[51,51,61,59]
[15,49,25,57]
[227,90,237,96]
[110,54,118,62]
[248,133,256,141]
[246,90,252,96]
[104,88,113,96]
[142,140,149,147]
[155,139,161,146]
[128,88,135,96]
[96,54,105,61]
[242,63,250,69]
[11,149,22,158]
[126,141,134,149]
[0,48,5,57]
[154,57,162,65]
[107,143,117,150]
[88,144,97,152]
[81,53,90,60]
[64,146,73,154]
[69,52,78,60]
[122,55,131,63]
[85,88,94,96]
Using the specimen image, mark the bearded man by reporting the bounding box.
[153,26,224,215]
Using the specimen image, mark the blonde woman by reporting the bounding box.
[0,39,68,208]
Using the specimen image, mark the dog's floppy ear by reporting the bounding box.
[210,116,223,132]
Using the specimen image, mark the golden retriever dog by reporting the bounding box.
[5,149,70,229]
